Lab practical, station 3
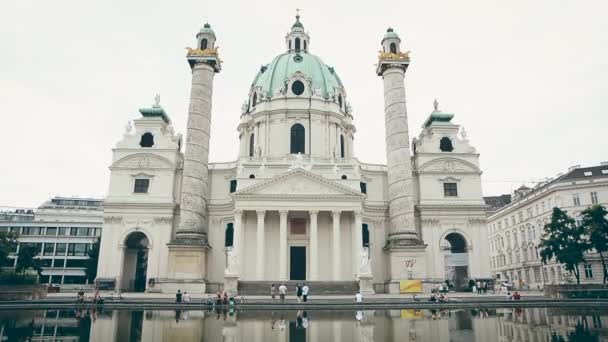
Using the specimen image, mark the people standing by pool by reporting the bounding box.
[183,292,191,302]
[271,284,277,302]
[279,283,287,303]
[296,283,303,303]
[302,283,309,302]
[355,291,363,303]
[176,289,183,303]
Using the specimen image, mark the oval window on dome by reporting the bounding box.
[291,80,305,96]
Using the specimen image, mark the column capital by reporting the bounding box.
[234,209,243,214]
[279,209,289,216]
[332,210,342,217]
[309,210,319,216]
[353,210,363,217]
[256,209,266,216]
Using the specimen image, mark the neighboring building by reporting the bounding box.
[484,194,511,214]
[97,16,490,294]
[0,197,103,286]
[487,163,608,289]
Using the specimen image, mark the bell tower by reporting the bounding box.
[376,28,427,292]
[166,23,221,293]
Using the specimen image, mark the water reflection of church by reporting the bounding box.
[2,308,606,341]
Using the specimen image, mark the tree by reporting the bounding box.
[539,208,588,284]
[15,244,42,277]
[581,205,608,284]
[0,232,18,269]
[85,239,100,283]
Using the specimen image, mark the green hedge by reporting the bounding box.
[0,271,37,285]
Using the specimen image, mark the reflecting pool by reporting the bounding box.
[1,307,606,341]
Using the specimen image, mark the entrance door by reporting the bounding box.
[290,246,306,280]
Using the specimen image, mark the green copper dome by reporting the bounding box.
[251,52,344,99]
[199,23,215,36]
[383,28,399,40]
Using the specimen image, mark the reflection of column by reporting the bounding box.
[310,210,319,280]
[353,211,363,277]
[256,210,266,279]
[234,209,243,273]
[333,321,342,342]
[332,210,342,280]
[279,210,288,280]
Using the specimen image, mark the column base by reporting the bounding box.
[385,244,427,294]
[224,273,239,295]
[358,274,375,295]
[149,278,207,294]
[166,244,209,290]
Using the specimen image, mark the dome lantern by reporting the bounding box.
[196,23,216,50]
[381,27,402,54]
[285,11,310,53]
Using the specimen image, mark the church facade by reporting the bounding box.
[96,16,490,294]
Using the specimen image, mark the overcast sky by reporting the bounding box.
[1,0,607,208]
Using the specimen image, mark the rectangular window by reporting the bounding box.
[70,227,78,236]
[22,227,41,235]
[63,276,86,284]
[55,243,67,256]
[67,243,87,256]
[58,227,68,236]
[39,258,52,267]
[54,259,65,268]
[518,212,524,223]
[94,228,101,237]
[43,243,55,256]
[229,180,237,193]
[591,192,599,205]
[134,179,150,193]
[584,264,593,279]
[46,227,57,236]
[443,183,458,197]
[360,182,367,194]
[534,267,541,282]
[66,259,87,268]
[573,194,581,206]
[77,228,88,236]
[524,269,530,282]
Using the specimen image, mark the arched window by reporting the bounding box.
[390,43,397,54]
[439,137,454,152]
[140,132,154,147]
[303,40,307,50]
[338,94,343,109]
[341,175,347,180]
[252,92,257,107]
[362,224,370,247]
[295,38,301,51]
[249,174,255,179]
[224,223,234,247]
[201,39,208,50]
[289,40,292,50]
[445,232,467,253]
[290,123,305,154]
[340,134,345,158]
[249,134,255,157]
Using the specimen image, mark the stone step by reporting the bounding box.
[237,281,359,295]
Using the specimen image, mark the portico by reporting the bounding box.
[227,168,368,283]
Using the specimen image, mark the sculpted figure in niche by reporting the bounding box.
[360,248,371,275]
[226,249,238,275]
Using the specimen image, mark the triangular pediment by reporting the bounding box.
[417,157,481,174]
[234,168,363,198]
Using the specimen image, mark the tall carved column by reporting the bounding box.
[167,24,221,293]
[332,210,342,280]
[279,210,288,280]
[256,210,266,279]
[233,210,244,273]
[309,210,319,280]
[376,28,426,292]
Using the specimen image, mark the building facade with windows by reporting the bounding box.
[96,16,490,294]
[487,163,608,289]
[0,197,103,286]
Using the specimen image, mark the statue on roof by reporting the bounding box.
[433,98,439,112]
[154,94,160,107]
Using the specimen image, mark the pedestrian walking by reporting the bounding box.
[271,284,277,301]
[296,283,303,303]
[279,283,287,303]
[302,283,309,302]
[176,289,183,303]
